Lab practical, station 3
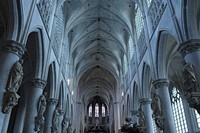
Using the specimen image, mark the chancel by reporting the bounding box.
[0,0,200,133]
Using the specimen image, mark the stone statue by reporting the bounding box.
[7,59,24,92]
[62,117,69,133]
[151,94,163,130]
[38,92,47,116]
[138,108,145,127]
[2,59,23,114]
[183,63,198,93]
[183,63,200,114]
[52,107,61,133]
[151,94,162,116]
[67,123,72,133]
[35,92,47,132]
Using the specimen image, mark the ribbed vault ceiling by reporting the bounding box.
[64,0,135,105]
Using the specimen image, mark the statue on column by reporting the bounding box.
[183,63,200,114]
[35,91,47,132]
[62,116,69,133]
[138,108,145,127]
[151,94,163,130]
[2,59,24,113]
[51,106,61,133]
[137,108,146,133]
[67,123,72,133]
[7,59,24,92]
[182,63,198,93]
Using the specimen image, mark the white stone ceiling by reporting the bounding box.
[63,0,135,105]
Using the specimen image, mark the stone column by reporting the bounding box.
[178,39,200,113]
[43,98,58,133]
[139,98,154,133]
[57,110,64,133]
[113,102,120,133]
[0,40,25,133]
[153,79,176,133]
[23,78,46,133]
[75,102,81,133]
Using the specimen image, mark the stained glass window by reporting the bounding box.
[102,104,105,117]
[152,117,157,133]
[129,36,134,59]
[171,87,188,133]
[123,55,128,74]
[95,103,99,117]
[195,110,200,128]
[89,104,92,117]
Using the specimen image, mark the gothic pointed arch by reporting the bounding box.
[133,82,140,109]
[46,62,57,98]
[0,0,20,40]
[183,0,200,39]
[141,62,152,98]
[155,30,180,79]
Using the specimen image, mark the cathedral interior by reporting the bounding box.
[0,0,200,133]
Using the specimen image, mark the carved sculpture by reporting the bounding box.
[7,59,24,92]
[183,63,198,93]
[51,107,61,133]
[138,108,145,127]
[151,94,163,130]
[2,59,24,113]
[67,123,72,133]
[62,117,69,133]
[121,118,142,133]
[183,63,200,114]
[35,92,47,132]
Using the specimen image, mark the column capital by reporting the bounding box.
[153,79,169,89]
[0,40,26,58]
[47,98,58,105]
[178,39,200,57]
[139,98,151,105]
[31,78,46,89]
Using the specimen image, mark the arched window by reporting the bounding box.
[195,110,200,128]
[171,87,188,132]
[135,5,144,40]
[123,55,128,74]
[128,36,134,59]
[95,103,99,117]
[102,104,106,117]
[89,104,92,117]
[152,117,157,133]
